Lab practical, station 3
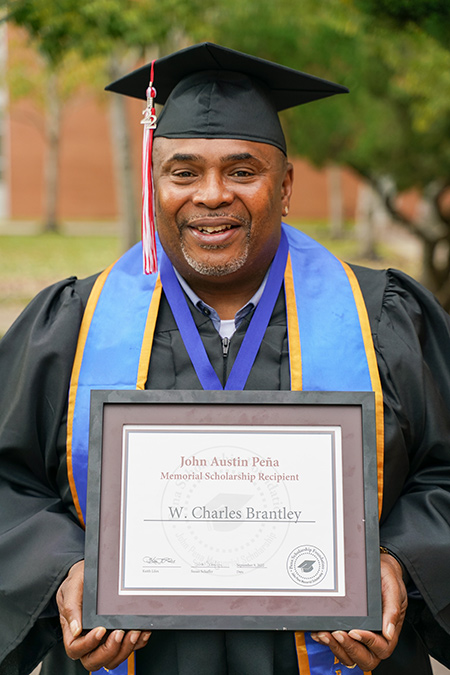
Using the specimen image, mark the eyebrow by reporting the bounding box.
[220,153,258,163]
[167,153,201,163]
[166,152,261,164]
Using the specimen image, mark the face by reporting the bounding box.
[152,137,293,289]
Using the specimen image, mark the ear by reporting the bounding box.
[281,162,294,215]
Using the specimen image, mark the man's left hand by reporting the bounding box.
[310,553,408,670]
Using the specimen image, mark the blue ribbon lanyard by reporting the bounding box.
[159,229,289,391]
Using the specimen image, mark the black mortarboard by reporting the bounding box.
[106,42,348,154]
[105,43,348,273]
[106,41,348,108]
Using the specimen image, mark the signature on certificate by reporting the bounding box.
[143,556,177,565]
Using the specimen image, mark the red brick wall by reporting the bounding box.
[4,26,363,225]
[9,95,119,220]
[9,27,446,227]
[288,160,360,222]
[9,95,362,222]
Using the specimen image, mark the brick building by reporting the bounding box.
[0,27,365,229]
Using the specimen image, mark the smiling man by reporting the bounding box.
[153,137,292,316]
[1,43,450,675]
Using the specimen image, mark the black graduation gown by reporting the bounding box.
[0,264,450,675]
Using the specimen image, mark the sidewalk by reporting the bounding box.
[0,218,118,236]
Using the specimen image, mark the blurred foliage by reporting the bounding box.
[200,0,450,304]
[353,0,450,49]
[198,0,450,193]
[1,0,215,115]
[2,0,450,301]
[4,0,450,194]
[6,28,106,111]
[1,0,208,64]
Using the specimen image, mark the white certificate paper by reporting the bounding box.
[119,424,345,597]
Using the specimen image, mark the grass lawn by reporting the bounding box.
[0,221,420,337]
[0,233,120,336]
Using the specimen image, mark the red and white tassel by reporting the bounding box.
[141,60,158,274]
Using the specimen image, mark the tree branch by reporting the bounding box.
[348,163,448,245]
[433,182,450,228]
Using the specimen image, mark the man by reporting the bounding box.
[0,43,450,675]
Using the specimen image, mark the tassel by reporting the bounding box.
[141,60,158,274]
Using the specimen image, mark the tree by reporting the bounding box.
[202,0,450,306]
[4,25,105,232]
[2,0,209,246]
[354,0,450,49]
[4,0,450,304]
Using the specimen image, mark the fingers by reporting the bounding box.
[310,602,404,670]
[62,628,151,671]
[310,553,408,670]
[78,630,151,672]
[132,630,152,652]
[56,559,151,670]
[63,625,108,661]
[310,631,381,671]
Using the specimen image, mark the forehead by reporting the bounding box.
[152,137,284,167]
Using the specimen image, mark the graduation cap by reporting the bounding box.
[298,559,316,573]
[106,42,348,274]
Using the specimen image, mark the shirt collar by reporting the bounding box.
[173,266,269,338]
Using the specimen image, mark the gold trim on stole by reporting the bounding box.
[284,254,303,391]
[340,261,384,518]
[89,652,135,675]
[295,632,312,675]
[69,270,159,675]
[67,262,116,528]
[67,272,162,525]
[136,276,162,390]
[288,259,379,674]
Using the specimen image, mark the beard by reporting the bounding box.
[179,213,251,277]
[180,239,250,277]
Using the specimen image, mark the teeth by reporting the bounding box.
[197,224,233,234]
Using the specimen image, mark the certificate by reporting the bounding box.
[83,390,381,631]
[120,425,344,597]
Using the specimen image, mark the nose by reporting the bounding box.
[192,170,234,209]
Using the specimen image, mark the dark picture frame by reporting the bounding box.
[83,390,381,631]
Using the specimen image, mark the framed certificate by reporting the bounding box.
[83,390,381,631]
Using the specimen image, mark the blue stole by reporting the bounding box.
[68,223,377,675]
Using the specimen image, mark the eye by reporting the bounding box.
[231,169,255,178]
[173,169,196,178]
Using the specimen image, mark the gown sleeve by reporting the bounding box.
[0,276,96,675]
[359,267,450,667]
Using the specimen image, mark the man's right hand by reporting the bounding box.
[56,560,151,672]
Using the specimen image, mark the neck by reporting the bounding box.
[185,270,267,320]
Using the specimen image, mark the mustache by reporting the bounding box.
[179,213,250,227]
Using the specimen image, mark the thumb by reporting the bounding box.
[56,560,85,638]
[380,554,406,642]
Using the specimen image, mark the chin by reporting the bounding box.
[182,249,249,278]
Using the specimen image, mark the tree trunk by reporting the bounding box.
[355,181,378,259]
[43,70,61,233]
[328,164,344,238]
[364,175,450,308]
[416,187,449,293]
[108,54,139,253]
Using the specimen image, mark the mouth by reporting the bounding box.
[194,222,237,235]
[184,217,245,246]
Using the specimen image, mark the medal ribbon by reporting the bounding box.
[159,229,289,390]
